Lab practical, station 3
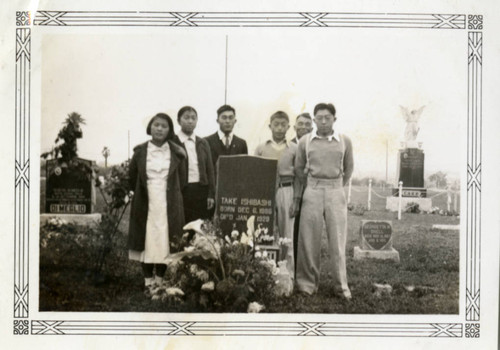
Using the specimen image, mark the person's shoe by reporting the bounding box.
[296,289,314,296]
[336,290,352,301]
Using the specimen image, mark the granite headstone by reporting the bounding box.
[398,148,425,188]
[45,158,94,214]
[216,155,277,238]
[354,220,400,262]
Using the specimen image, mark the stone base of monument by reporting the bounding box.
[353,246,400,263]
[386,197,432,212]
[40,213,102,226]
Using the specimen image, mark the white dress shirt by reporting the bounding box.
[217,130,233,148]
[178,131,200,183]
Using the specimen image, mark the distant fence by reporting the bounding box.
[346,179,460,219]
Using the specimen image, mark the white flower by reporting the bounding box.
[201,281,215,291]
[231,229,239,238]
[255,251,262,258]
[183,246,195,253]
[189,264,199,274]
[98,175,106,188]
[225,235,231,244]
[196,270,209,282]
[262,251,268,258]
[166,287,185,296]
[183,219,205,234]
[124,195,129,204]
[247,302,265,313]
[240,232,250,245]
[232,269,245,277]
[151,294,161,301]
[246,216,255,237]
[279,237,292,245]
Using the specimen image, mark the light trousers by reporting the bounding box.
[276,186,295,276]
[296,178,350,296]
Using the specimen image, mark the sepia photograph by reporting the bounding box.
[1,0,500,349]
[38,27,463,315]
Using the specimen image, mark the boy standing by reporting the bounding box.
[255,111,297,277]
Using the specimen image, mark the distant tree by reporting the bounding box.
[102,147,110,168]
[41,112,85,162]
[428,171,448,188]
[40,112,92,179]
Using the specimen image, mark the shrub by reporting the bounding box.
[352,204,367,216]
[405,202,420,213]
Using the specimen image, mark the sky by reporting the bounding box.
[41,28,465,184]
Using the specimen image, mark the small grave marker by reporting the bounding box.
[354,220,400,262]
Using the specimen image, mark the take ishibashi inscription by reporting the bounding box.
[216,155,277,237]
[360,220,393,250]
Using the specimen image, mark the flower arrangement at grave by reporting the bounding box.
[41,112,94,180]
[146,216,292,312]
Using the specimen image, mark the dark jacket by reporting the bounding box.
[172,135,216,198]
[127,140,187,253]
[204,132,248,178]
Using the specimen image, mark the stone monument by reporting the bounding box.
[40,112,100,225]
[216,155,277,239]
[41,158,100,225]
[353,220,400,262]
[386,106,432,211]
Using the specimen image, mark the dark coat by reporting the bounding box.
[127,140,187,253]
[204,132,248,179]
[172,135,216,198]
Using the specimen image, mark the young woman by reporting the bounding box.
[128,113,187,295]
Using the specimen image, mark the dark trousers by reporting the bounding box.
[183,183,209,223]
[293,199,302,277]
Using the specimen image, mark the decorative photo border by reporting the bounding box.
[13,10,482,338]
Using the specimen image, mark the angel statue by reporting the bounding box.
[400,105,425,142]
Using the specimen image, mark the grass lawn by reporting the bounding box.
[39,185,459,314]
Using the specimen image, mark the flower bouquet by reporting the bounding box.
[148,217,281,312]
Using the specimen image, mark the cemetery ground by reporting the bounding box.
[39,185,459,314]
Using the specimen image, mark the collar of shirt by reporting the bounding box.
[266,139,289,147]
[311,129,340,142]
[218,130,233,144]
[148,140,170,151]
[178,130,196,144]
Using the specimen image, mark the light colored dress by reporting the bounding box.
[129,141,171,263]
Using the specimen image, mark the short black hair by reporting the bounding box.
[177,106,197,122]
[314,103,336,117]
[270,111,289,123]
[146,113,175,141]
[217,104,236,118]
[296,112,312,121]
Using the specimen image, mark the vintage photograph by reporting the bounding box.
[38,28,462,314]
[3,0,500,347]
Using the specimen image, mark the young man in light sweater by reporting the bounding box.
[291,103,354,299]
